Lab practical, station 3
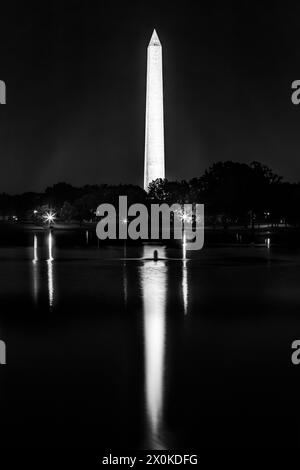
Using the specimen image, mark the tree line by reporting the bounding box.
[1,161,300,227]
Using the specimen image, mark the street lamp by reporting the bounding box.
[43,211,56,227]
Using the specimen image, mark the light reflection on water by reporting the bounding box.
[30,235,189,443]
[47,232,55,308]
[32,231,56,309]
[140,246,167,449]
[48,231,54,262]
[182,259,188,315]
[142,245,166,260]
[182,231,187,260]
[4,232,300,448]
[32,234,39,304]
[33,234,38,263]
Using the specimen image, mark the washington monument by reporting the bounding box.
[144,30,165,191]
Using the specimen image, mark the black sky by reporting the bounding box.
[1,0,300,194]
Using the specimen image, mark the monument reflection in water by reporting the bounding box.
[140,246,167,449]
[30,236,189,448]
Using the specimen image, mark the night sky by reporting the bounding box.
[1,0,300,194]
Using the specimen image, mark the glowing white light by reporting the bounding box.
[175,207,193,224]
[265,237,271,249]
[43,211,56,224]
[141,246,167,449]
[144,30,165,191]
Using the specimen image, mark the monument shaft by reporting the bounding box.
[144,30,165,191]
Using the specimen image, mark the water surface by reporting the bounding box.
[0,230,300,448]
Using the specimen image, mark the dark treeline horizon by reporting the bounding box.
[1,159,299,197]
[1,160,300,226]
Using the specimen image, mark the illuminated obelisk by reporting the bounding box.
[144,30,165,191]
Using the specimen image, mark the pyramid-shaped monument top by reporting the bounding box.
[149,29,161,46]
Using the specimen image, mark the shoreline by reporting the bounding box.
[0,221,299,233]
